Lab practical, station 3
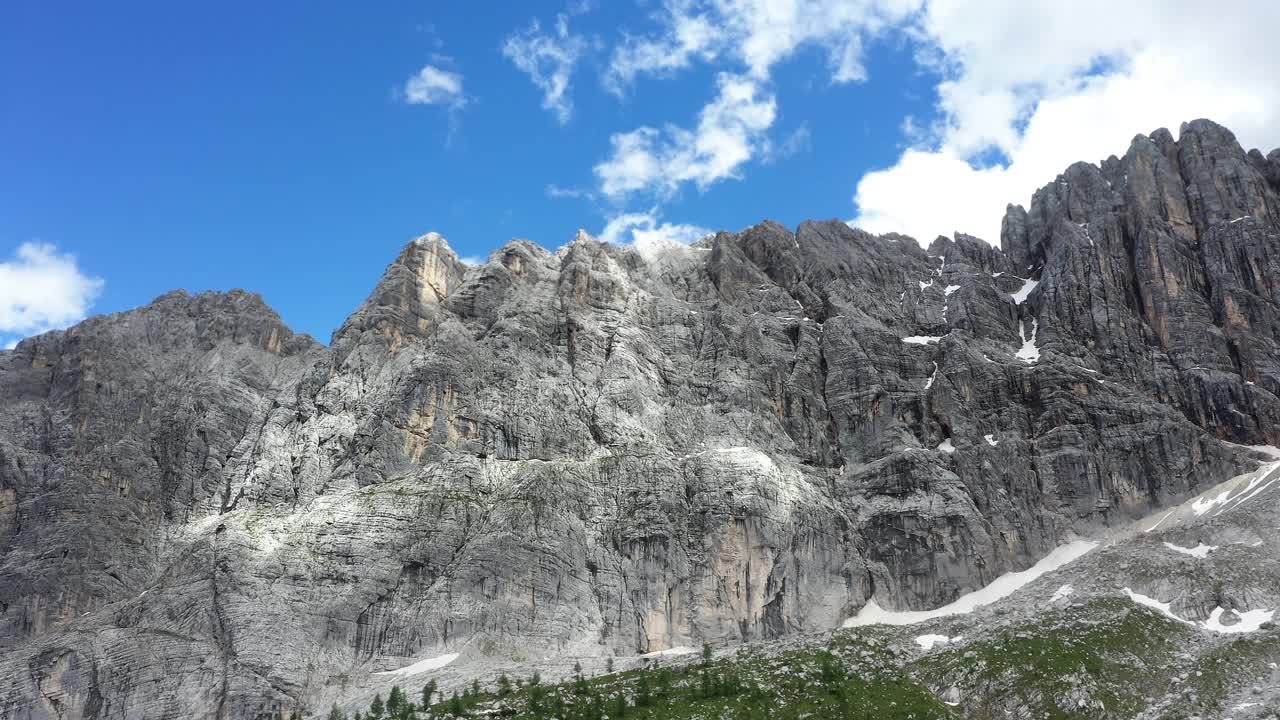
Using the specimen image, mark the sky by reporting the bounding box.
[4,0,1280,347]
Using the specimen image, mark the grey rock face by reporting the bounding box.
[1,119,1279,718]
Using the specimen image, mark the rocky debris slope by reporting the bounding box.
[0,119,1278,719]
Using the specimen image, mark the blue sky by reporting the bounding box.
[3,0,1278,346]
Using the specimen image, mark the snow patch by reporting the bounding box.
[1078,222,1094,247]
[641,646,698,658]
[924,361,938,390]
[915,634,952,651]
[902,336,942,345]
[1124,589,1275,633]
[1124,589,1182,623]
[984,434,998,447]
[944,284,960,297]
[1192,453,1280,517]
[1203,607,1274,634]
[1015,318,1040,363]
[918,279,934,291]
[843,541,1097,627]
[1010,278,1039,305]
[1050,584,1073,602]
[1229,216,1250,224]
[376,652,460,677]
[1143,510,1175,533]
[937,438,955,454]
[1162,542,1217,559]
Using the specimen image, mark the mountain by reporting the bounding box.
[2,118,1280,719]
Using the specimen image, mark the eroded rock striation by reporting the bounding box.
[2,119,1279,718]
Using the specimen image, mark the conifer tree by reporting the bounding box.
[387,686,405,715]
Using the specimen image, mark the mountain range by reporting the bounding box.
[2,118,1280,719]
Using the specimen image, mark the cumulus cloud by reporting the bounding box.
[503,15,589,124]
[403,65,466,108]
[0,242,103,347]
[599,210,711,246]
[853,0,1280,245]
[595,0,918,200]
[594,73,776,198]
[598,210,713,262]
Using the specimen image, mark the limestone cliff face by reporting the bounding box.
[1,119,1279,718]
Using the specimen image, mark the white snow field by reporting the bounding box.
[843,540,1098,627]
[375,652,460,677]
[1124,589,1274,634]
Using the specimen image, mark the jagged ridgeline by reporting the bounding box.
[1,119,1279,718]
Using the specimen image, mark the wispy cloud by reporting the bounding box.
[546,183,596,200]
[403,65,466,108]
[603,0,919,92]
[764,123,812,164]
[594,73,776,198]
[502,15,589,124]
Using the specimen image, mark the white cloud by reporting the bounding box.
[605,0,923,90]
[0,242,103,345]
[545,183,594,200]
[403,65,465,108]
[853,0,1280,245]
[594,73,776,198]
[503,15,589,124]
[605,2,719,94]
[599,210,711,246]
[598,210,713,262]
[595,1,920,201]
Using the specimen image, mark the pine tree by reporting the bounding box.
[387,685,405,715]
[328,703,346,720]
[368,693,385,720]
[421,679,438,708]
[447,691,465,717]
[497,673,512,697]
[635,672,652,707]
